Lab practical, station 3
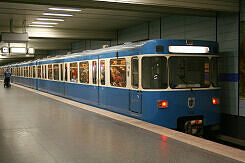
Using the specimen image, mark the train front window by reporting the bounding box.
[169,57,210,89]
[211,57,221,87]
[142,56,168,89]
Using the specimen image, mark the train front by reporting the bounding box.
[141,40,220,136]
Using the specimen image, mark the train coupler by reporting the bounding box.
[184,120,203,136]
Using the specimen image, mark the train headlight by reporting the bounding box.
[158,101,168,108]
[212,98,219,105]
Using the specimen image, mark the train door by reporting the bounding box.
[98,59,105,105]
[92,59,99,104]
[129,57,142,113]
[64,63,68,96]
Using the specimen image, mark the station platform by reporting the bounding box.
[0,82,244,162]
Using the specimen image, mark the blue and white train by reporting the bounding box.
[0,39,220,135]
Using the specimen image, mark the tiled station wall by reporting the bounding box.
[217,13,239,116]
[71,40,111,53]
[68,14,239,117]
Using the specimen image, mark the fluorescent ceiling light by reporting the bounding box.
[43,13,73,17]
[168,46,209,53]
[2,47,9,53]
[29,24,54,28]
[37,18,64,21]
[49,8,81,12]
[10,47,27,54]
[28,48,35,54]
[32,21,58,25]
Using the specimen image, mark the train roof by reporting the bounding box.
[2,39,217,67]
[7,40,148,67]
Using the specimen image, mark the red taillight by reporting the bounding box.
[158,101,168,108]
[212,98,219,105]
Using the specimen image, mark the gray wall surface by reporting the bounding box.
[240,1,245,117]
[217,13,239,116]
[72,40,111,53]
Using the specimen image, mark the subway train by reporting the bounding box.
[0,39,220,135]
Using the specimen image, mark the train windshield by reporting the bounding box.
[142,56,168,89]
[169,56,210,89]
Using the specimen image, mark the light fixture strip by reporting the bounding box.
[37,18,64,21]
[43,13,73,17]
[28,48,35,54]
[49,8,81,12]
[29,24,54,28]
[10,47,27,54]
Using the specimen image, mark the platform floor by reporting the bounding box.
[0,83,243,162]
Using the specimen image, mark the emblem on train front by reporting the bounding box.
[188,97,195,109]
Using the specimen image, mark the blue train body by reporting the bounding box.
[1,39,220,134]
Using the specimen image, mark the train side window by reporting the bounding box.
[38,65,41,78]
[23,67,25,77]
[48,65,53,80]
[45,65,48,79]
[26,67,28,78]
[64,63,68,81]
[21,67,23,76]
[42,65,45,79]
[23,67,26,77]
[30,66,32,78]
[25,67,28,77]
[131,57,139,88]
[110,58,126,87]
[92,61,97,84]
[53,64,59,80]
[33,66,36,78]
[28,67,31,77]
[100,60,105,85]
[142,56,168,89]
[79,61,89,83]
[70,62,78,82]
[60,63,63,81]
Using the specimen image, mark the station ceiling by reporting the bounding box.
[0,0,239,65]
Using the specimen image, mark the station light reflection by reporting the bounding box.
[37,18,64,21]
[43,13,73,17]
[49,8,81,12]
